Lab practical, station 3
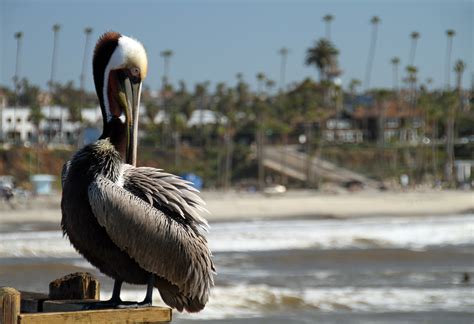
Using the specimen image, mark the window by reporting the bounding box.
[386,118,399,128]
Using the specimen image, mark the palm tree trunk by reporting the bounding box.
[280,132,289,185]
[409,38,418,66]
[257,112,265,190]
[377,100,386,149]
[49,25,60,144]
[304,121,313,187]
[13,32,23,144]
[364,21,379,89]
[223,132,233,191]
[173,130,181,166]
[431,121,438,177]
[445,112,455,183]
[445,37,453,89]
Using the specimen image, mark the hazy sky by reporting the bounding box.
[1,0,472,93]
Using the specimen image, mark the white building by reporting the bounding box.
[0,104,154,145]
[0,106,102,144]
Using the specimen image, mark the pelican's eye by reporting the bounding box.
[129,67,141,83]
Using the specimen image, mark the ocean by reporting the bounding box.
[1,214,473,323]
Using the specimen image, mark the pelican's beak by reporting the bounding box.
[117,71,142,166]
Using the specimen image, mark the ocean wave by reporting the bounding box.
[208,214,474,252]
[108,284,474,320]
[0,231,77,258]
[0,214,473,257]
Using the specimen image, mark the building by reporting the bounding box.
[0,106,102,144]
[323,117,364,143]
[352,100,423,143]
[0,104,155,145]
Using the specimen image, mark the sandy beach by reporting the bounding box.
[1,189,472,225]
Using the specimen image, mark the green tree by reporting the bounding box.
[51,81,83,123]
[29,102,44,144]
[305,39,339,82]
[445,59,466,183]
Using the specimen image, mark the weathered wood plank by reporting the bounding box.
[19,291,49,313]
[42,299,99,312]
[18,307,171,324]
[0,287,20,324]
[49,272,100,301]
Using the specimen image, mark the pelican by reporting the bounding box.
[61,31,214,312]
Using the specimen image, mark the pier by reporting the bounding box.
[0,273,171,324]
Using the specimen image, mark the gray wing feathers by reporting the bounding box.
[123,166,209,230]
[88,176,214,303]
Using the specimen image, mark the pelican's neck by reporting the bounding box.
[100,118,127,162]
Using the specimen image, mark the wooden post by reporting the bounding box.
[49,273,99,301]
[0,287,20,324]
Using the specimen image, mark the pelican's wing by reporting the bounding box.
[122,166,209,231]
[88,174,214,304]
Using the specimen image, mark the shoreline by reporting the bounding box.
[0,190,473,226]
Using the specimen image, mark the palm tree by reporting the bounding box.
[348,78,361,94]
[265,79,275,95]
[235,72,244,83]
[445,29,456,89]
[364,16,381,90]
[255,72,266,190]
[390,57,400,92]
[256,72,266,94]
[445,59,466,183]
[49,23,61,143]
[323,14,334,40]
[454,60,466,91]
[305,39,339,82]
[213,84,238,190]
[277,48,289,184]
[348,78,361,109]
[373,89,390,151]
[12,31,23,143]
[159,50,173,146]
[278,47,289,91]
[160,49,173,88]
[405,65,418,99]
[408,31,420,66]
[80,27,93,91]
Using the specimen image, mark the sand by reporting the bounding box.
[0,190,472,225]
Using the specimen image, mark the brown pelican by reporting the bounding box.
[61,31,214,312]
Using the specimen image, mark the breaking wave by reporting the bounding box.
[110,285,474,320]
[1,214,473,257]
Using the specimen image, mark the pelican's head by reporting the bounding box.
[93,31,148,165]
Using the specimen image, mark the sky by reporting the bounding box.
[0,0,472,94]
